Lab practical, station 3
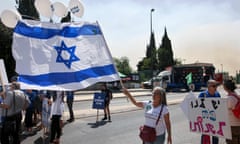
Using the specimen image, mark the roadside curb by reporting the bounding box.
[65,98,183,119]
[74,93,152,102]
[73,89,152,102]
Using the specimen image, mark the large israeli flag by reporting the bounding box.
[12,20,120,91]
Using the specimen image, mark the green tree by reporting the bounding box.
[61,12,71,22]
[137,27,176,81]
[0,0,41,80]
[174,58,183,65]
[137,32,158,81]
[0,1,72,80]
[157,27,174,71]
[146,32,156,58]
[0,22,16,79]
[114,57,132,75]
[138,32,157,72]
[16,0,39,20]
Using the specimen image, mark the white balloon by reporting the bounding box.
[52,2,68,18]
[68,0,84,18]
[34,0,53,18]
[0,9,21,28]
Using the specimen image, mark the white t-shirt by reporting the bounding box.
[227,95,240,126]
[143,101,169,136]
[51,91,64,117]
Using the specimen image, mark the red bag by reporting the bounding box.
[202,135,210,144]
[139,125,156,142]
[231,94,240,119]
[139,104,164,142]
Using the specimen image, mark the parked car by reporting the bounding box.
[142,77,162,89]
[142,79,153,89]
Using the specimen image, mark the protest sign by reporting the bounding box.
[188,98,232,139]
[0,59,9,91]
[92,92,105,109]
[180,91,197,119]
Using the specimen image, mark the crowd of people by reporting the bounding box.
[123,78,240,144]
[0,81,76,144]
[0,78,239,144]
[0,81,114,144]
[194,79,240,144]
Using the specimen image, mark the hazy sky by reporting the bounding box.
[1,0,240,76]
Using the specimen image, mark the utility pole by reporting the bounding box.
[150,8,154,34]
[150,8,155,88]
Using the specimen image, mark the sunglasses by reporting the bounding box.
[153,92,160,96]
[209,85,217,88]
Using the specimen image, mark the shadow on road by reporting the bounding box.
[34,136,49,144]
[87,120,108,128]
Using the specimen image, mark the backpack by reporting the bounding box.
[231,94,240,119]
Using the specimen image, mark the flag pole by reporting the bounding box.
[96,21,128,101]
[95,21,124,88]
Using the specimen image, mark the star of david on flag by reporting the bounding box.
[54,41,80,69]
[12,20,120,91]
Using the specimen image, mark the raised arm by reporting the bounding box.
[122,88,144,108]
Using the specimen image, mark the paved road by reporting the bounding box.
[69,85,240,119]
[21,86,239,143]
[64,88,186,119]
[21,104,227,144]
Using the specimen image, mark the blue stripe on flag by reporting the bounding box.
[18,64,116,86]
[14,21,102,39]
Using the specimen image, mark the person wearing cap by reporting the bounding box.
[198,79,221,144]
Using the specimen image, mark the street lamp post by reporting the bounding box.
[150,8,155,34]
[221,64,223,73]
[150,8,155,88]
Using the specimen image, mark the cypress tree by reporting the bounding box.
[16,0,39,20]
[157,27,174,70]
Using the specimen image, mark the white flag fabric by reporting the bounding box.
[12,20,120,91]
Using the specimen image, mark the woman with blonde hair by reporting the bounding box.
[123,86,172,144]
